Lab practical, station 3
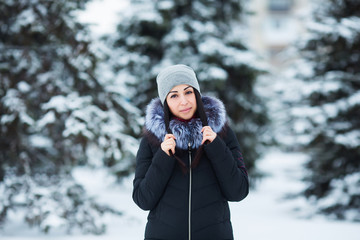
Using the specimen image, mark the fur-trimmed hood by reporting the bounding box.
[144,96,227,150]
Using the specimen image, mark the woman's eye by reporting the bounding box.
[170,94,178,98]
[185,90,193,95]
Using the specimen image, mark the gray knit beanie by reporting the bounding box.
[156,64,201,104]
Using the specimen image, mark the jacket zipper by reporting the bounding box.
[188,142,192,240]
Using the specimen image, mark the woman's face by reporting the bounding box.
[166,84,197,120]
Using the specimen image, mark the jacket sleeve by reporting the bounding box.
[132,137,176,210]
[204,126,249,201]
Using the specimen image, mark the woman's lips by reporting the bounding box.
[180,107,191,112]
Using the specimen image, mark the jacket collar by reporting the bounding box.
[144,96,227,150]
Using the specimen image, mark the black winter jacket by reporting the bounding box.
[133,96,249,240]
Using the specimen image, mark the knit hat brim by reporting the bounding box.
[156,64,201,104]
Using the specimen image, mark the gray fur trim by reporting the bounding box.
[144,96,227,149]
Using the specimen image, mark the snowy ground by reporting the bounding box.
[1,149,359,239]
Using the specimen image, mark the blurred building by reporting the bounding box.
[246,0,310,70]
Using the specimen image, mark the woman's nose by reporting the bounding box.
[179,95,188,105]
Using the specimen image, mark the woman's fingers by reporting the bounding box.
[161,134,176,156]
[201,126,217,144]
[164,134,176,141]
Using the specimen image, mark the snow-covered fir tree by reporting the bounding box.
[0,0,140,233]
[284,0,360,221]
[104,0,270,176]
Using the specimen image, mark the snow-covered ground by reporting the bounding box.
[1,149,359,239]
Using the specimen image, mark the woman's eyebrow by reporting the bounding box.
[168,86,192,94]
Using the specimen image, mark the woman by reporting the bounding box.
[133,64,249,240]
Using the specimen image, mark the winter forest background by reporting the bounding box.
[0,0,359,239]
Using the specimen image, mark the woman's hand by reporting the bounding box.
[161,134,177,156]
[201,126,217,145]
